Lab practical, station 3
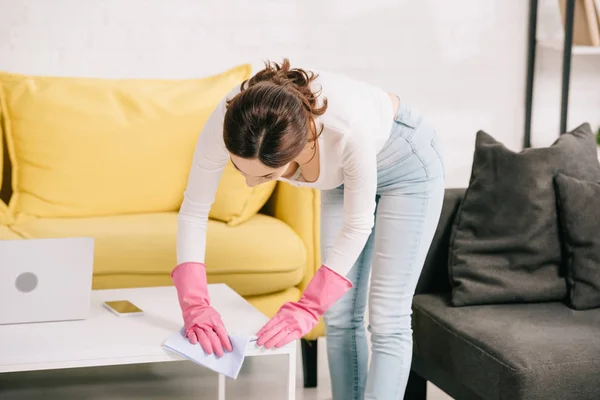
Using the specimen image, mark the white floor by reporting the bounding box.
[0,339,452,400]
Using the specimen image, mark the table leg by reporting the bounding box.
[218,374,225,400]
[288,345,297,400]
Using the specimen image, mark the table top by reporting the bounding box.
[0,284,293,373]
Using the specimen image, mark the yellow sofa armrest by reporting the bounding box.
[263,182,325,340]
[263,182,321,292]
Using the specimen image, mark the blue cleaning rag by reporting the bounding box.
[163,328,256,379]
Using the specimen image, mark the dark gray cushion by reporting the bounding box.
[449,123,600,306]
[413,293,600,400]
[555,173,600,310]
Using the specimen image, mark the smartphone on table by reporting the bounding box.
[103,300,144,317]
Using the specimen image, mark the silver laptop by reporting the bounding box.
[0,237,94,325]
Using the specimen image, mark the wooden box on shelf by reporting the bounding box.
[558,0,600,46]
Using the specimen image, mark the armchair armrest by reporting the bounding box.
[263,182,325,341]
[263,182,321,292]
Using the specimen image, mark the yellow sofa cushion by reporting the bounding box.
[0,65,254,218]
[246,288,301,318]
[0,225,21,239]
[0,116,8,224]
[210,166,276,226]
[0,202,8,225]
[0,117,3,192]
[10,212,306,296]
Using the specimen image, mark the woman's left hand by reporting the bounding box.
[256,265,353,349]
[256,301,318,349]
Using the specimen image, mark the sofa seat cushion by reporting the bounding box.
[0,225,21,239]
[413,293,600,400]
[10,213,306,296]
[0,202,9,225]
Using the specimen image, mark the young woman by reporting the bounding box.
[171,59,445,399]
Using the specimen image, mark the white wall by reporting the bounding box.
[0,0,598,188]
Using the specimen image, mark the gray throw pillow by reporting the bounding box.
[449,123,600,306]
[554,173,600,310]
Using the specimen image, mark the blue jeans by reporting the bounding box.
[321,102,445,400]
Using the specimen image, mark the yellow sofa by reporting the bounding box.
[0,65,326,353]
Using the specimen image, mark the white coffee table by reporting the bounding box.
[0,284,296,400]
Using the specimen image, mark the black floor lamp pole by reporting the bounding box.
[524,0,539,149]
[523,0,576,148]
[561,0,576,135]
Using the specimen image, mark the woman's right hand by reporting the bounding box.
[182,304,232,357]
[171,262,233,357]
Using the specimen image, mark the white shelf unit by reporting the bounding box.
[538,39,600,55]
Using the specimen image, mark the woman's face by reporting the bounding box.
[230,154,290,187]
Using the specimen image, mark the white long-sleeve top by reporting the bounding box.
[177,69,395,276]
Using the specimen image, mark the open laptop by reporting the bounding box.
[0,237,95,325]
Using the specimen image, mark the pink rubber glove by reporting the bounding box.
[171,262,233,357]
[256,265,353,349]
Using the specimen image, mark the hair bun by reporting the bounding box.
[242,58,328,118]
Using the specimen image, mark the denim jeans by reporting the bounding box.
[321,102,445,400]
